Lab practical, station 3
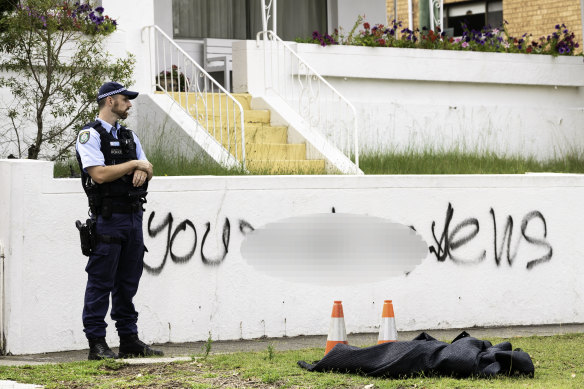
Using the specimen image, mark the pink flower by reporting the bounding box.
[461,42,469,48]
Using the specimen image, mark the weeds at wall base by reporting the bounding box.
[55,149,584,177]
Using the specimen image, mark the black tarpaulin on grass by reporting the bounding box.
[298,332,535,378]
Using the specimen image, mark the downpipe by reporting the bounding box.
[0,241,5,355]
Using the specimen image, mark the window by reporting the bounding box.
[445,1,503,36]
[172,0,328,41]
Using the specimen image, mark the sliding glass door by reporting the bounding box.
[173,0,327,41]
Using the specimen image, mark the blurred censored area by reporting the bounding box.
[241,213,428,285]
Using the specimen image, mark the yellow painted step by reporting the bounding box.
[204,125,287,144]
[245,110,270,123]
[166,92,251,110]
[246,126,287,144]
[196,110,269,125]
[213,142,304,162]
[246,143,306,161]
[246,160,326,174]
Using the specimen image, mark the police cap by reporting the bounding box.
[97,82,139,102]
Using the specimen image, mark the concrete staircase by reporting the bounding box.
[167,92,326,174]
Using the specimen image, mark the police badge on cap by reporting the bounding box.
[97,82,139,102]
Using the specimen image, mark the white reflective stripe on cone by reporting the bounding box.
[378,317,397,341]
[328,317,347,341]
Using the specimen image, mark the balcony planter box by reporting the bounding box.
[295,43,584,87]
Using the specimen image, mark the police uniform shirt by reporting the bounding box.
[76,118,148,172]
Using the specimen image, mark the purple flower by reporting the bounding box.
[95,6,104,13]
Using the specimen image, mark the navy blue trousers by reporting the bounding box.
[83,210,144,339]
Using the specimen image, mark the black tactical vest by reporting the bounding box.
[76,121,148,216]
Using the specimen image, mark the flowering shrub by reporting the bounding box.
[156,65,190,92]
[298,17,581,56]
[16,1,117,35]
[310,30,338,46]
[0,0,133,160]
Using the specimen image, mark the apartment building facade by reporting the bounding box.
[388,0,583,51]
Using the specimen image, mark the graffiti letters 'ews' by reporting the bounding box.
[144,211,254,275]
[430,203,552,269]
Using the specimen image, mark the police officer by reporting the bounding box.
[76,82,163,360]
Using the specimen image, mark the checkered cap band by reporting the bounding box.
[97,87,126,100]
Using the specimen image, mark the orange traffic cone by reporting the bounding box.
[325,300,348,355]
[378,300,397,343]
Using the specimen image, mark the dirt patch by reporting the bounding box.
[65,361,287,388]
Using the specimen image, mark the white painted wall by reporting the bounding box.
[329,0,388,33]
[234,42,584,161]
[153,0,173,38]
[101,0,156,94]
[1,159,583,354]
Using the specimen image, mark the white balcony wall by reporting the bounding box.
[329,0,388,33]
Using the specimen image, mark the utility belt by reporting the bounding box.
[76,197,146,257]
[90,195,146,219]
[95,200,145,217]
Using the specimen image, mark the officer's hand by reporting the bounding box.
[135,160,153,172]
[132,169,148,187]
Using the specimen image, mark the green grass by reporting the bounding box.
[54,150,584,178]
[359,150,584,175]
[53,150,245,178]
[146,148,247,176]
[0,333,583,388]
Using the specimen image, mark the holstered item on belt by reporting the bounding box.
[75,218,122,256]
[76,218,96,256]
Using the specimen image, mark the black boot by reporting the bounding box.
[88,337,118,360]
[118,334,164,358]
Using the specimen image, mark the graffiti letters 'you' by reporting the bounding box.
[144,211,254,275]
[429,203,552,269]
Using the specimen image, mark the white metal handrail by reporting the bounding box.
[256,30,359,168]
[142,25,246,168]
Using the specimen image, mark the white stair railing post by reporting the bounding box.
[261,0,277,36]
[256,30,359,170]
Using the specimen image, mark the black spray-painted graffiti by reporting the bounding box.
[429,203,552,269]
[146,203,552,275]
[144,211,254,275]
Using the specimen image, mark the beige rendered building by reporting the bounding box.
[386,0,583,52]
